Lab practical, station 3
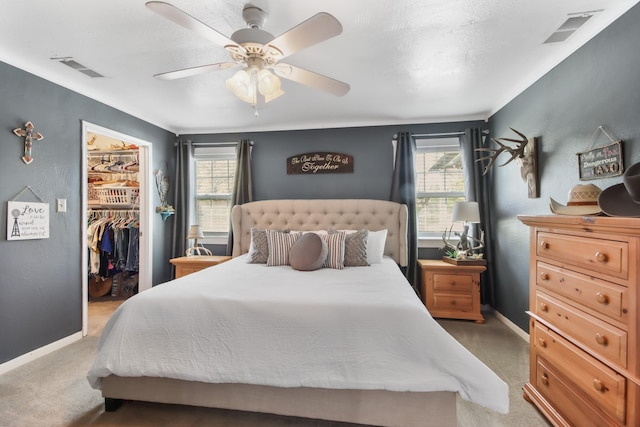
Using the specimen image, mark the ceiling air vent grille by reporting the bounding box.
[544,13,595,44]
[51,57,104,78]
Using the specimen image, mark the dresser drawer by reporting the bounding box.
[432,292,473,312]
[432,273,473,293]
[535,292,627,368]
[536,232,628,280]
[536,261,628,323]
[534,323,626,423]
[535,357,618,427]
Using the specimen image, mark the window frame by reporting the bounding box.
[414,137,465,248]
[191,144,237,245]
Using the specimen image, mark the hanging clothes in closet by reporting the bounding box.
[87,210,139,299]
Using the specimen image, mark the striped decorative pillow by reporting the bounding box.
[320,232,346,269]
[266,230,301,266]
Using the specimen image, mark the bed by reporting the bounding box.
[88,199,508,426]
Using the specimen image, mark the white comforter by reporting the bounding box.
[88,256,508,414]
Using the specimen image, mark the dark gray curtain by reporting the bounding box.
[390,132,418,293]
[226,140,253,256]
[459,128,495,307]
[171,139,192,264]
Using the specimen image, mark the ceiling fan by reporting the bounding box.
[145,1,350,113]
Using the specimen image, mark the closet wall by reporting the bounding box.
[86,133,140,300]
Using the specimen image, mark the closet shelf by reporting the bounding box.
[88,149,138,156]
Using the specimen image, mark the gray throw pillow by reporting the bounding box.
[248,228,291,264]
[289,233,328,271]
[330,229,369,266]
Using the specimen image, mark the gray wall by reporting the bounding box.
[0,61,175,364]
[488,3,640,331]
[184,121,486,259]
[186,123,484,201]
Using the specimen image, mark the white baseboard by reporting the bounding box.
[487,306,529,342]
[0,331,83,375]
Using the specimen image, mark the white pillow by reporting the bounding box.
[366,229,387,264]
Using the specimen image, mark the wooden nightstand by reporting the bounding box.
[418,259,486,323]
[170,255,232,279]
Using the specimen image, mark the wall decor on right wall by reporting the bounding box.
[476,127,540,198]
[576,126,623,180]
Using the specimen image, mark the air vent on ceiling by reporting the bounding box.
[51,57,104,78]
[544,12,598,44]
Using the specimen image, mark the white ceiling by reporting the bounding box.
[1,0,638,135]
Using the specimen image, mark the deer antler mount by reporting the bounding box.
[475,127,539,198]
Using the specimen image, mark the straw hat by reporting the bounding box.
[549,184,602,215]
[598,162,640,217]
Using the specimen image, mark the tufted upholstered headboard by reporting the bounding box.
[231,199,408,266]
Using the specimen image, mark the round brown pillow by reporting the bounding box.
[289,232,328,271]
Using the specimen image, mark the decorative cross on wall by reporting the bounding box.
[13,121,44,165]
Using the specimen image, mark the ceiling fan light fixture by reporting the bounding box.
[257,69,284,103]
[225,69,255,104]
[226,68,283,106]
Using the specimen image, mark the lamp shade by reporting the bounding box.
[187,225,205,240]
[452,201,480,223]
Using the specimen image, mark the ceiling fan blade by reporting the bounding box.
[268,12,342,59]
[154,62,240,80]
[274,63,350,97]
[146,1,244,54]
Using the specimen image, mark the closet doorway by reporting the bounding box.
[81,121,153,337]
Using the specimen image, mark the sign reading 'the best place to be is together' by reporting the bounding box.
[6,200,50,240]
[287,152,354,175]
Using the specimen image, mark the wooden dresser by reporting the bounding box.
[519,215,640,426]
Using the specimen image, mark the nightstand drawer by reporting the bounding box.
[432,292,473,312]
[432,273,473,293]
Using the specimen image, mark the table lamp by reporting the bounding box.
[185,225,212,256]
[451,201,480,253]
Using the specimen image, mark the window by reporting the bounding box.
[414,137,465,238]
[193,145,237,236]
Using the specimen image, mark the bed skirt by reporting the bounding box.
[102,375,456,427]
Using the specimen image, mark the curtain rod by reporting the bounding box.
[412,129,489,138]
[175,140,254,147]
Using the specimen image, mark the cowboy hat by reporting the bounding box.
[549,184,602,215]
[598,162,640,217]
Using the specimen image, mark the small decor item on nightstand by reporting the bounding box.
[442,201,485,264]
[185,225,212,256]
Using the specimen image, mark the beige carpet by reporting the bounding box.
[0,301,550,427]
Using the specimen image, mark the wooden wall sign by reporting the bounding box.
[287,152,353,175]
[577,141,623,180]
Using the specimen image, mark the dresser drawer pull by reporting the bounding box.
[592,378,606,393]
[538,338,547,348]
[539,272,549,281]
[541,373,549,386]
[450,281,456,287]
[540,241,549,250]
[539,302,549,312]
[450,299,456,306]
[595,292,609,305]
[594,251,608,263]
[595,333,608,346]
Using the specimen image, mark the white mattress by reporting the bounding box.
[88,256,508,414]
